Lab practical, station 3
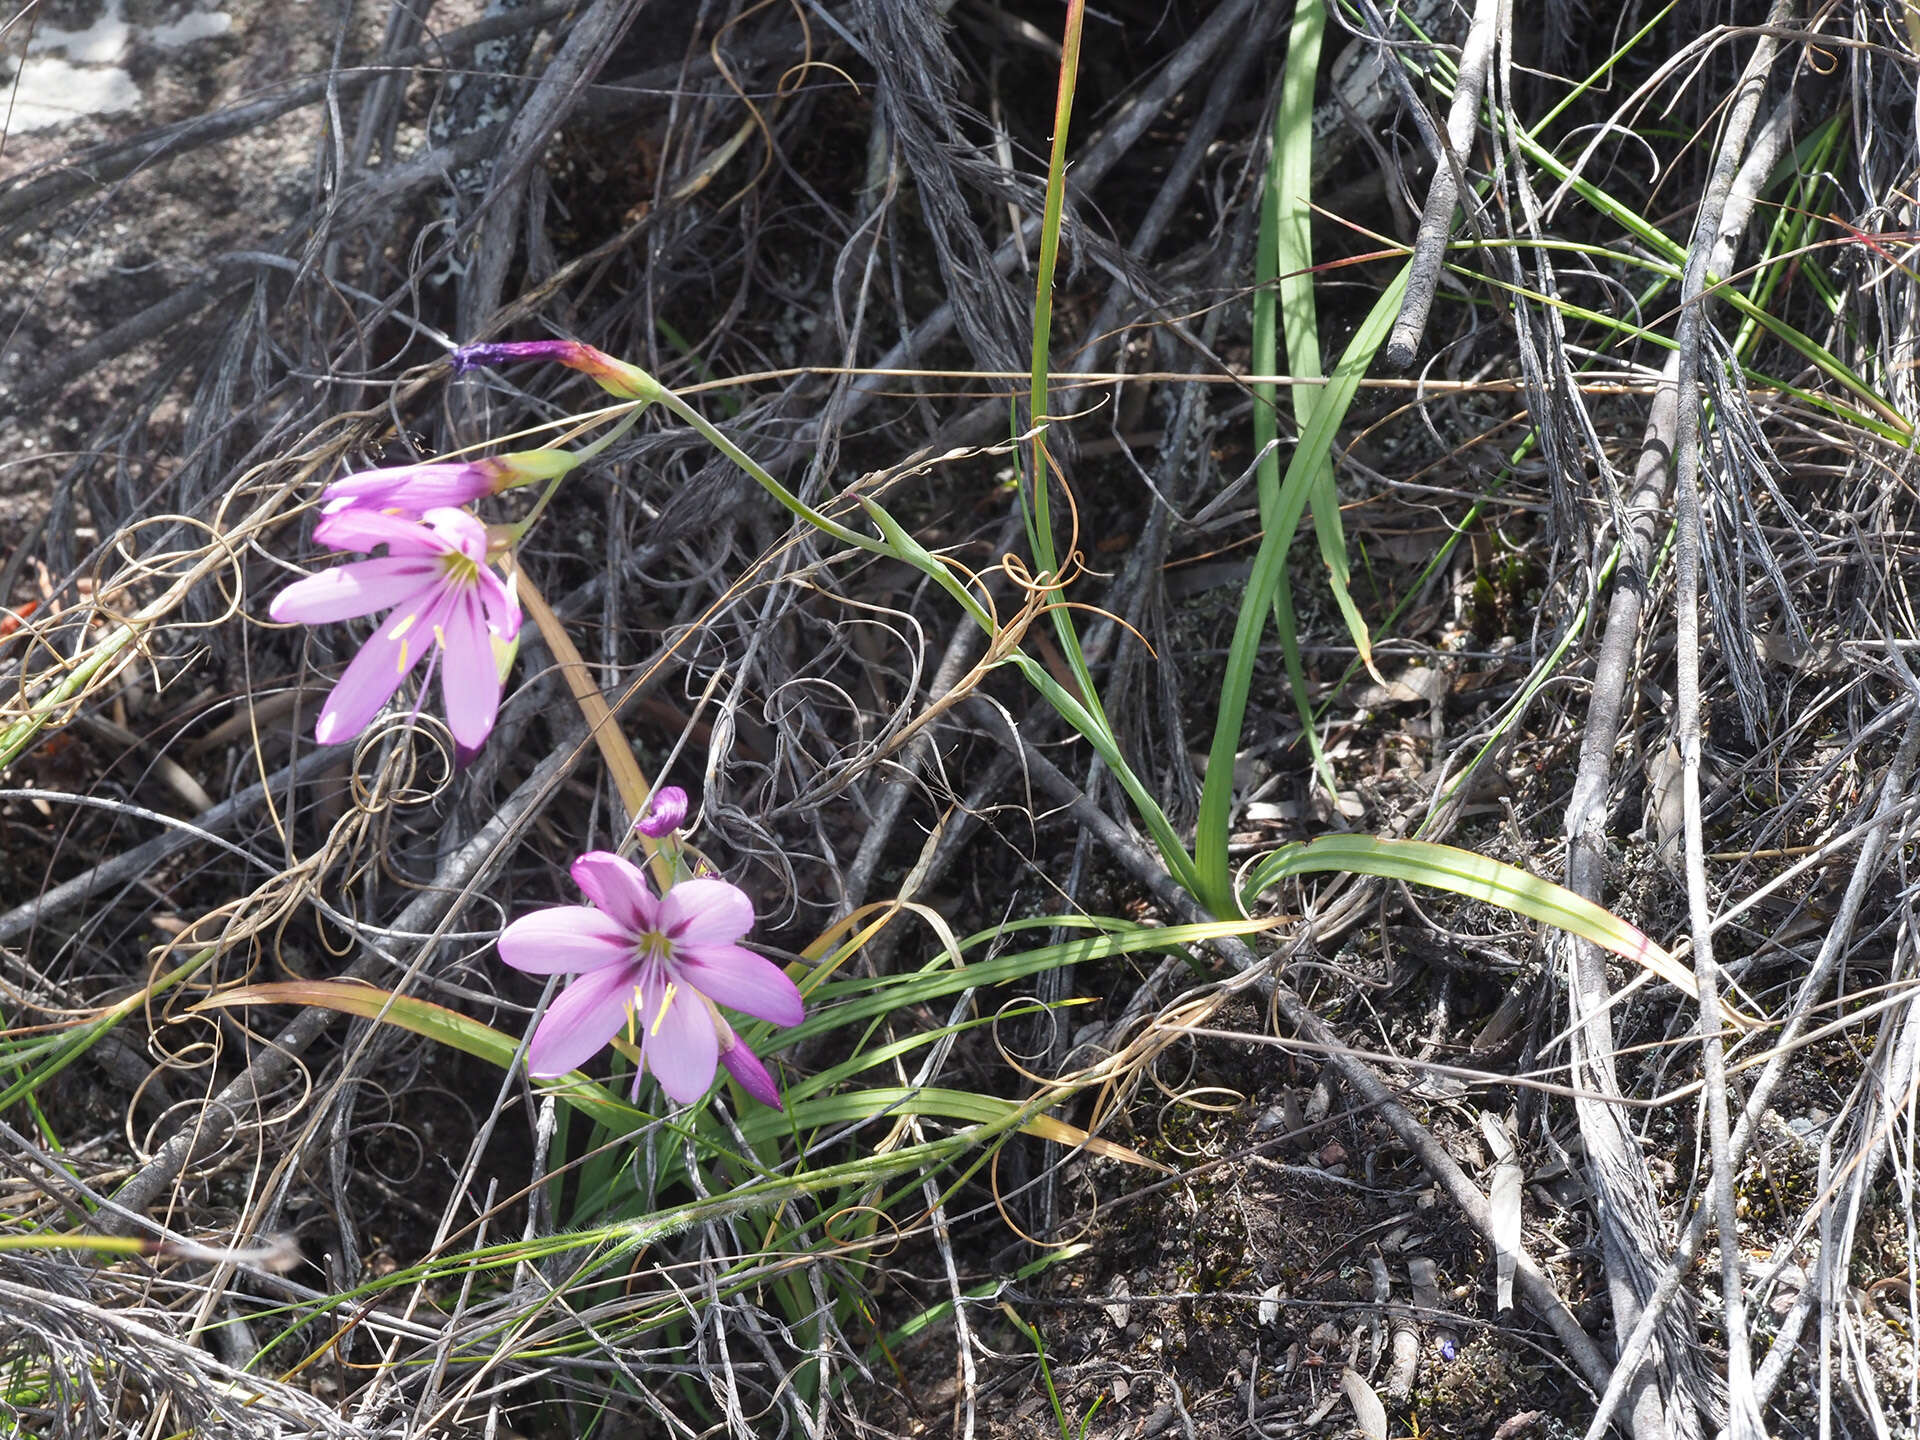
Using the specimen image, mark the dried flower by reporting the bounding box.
[497,851,802,1107]
[320,450,577,517]
[269,506,520,750]
[450,339,661,403]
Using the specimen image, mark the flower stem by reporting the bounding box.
[649,388,881,553]
[514,566,678,893]
[509,403,647,543]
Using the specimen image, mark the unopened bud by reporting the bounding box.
[634,785,688,838]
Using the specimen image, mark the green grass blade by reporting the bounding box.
[1237,834,1755,1026]
[190,980,646,1128]
[1259,0,1340,797]
[1018,0,1114,738]
[1269,0,1373,681]
[1025,0,1085,580]
[1194,267,1410,914]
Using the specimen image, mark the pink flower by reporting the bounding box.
[634,786,688,838]
[321,450,576,517]
[269,506,520,750]
[497,851,803,1108]
[450,340,660,402]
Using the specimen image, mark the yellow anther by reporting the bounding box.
[395,638,410,674]
[432,623,447,650]
[648,981,678,1037]
[390,613,418,639]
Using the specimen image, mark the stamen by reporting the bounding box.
[432,623,447,650]
[648,981,678,1036]
[390,613,419,639]
[396,638,410,674]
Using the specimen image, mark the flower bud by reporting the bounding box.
[719,1029,783,1109]
[634,785,688,838]
[319,450,577,517]
[450,340,662,403]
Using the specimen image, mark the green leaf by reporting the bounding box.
[1195,270,1411,914]
[1239,834,1755,1027]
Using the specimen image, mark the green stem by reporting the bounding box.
[509,404,648,543]
[0,628,138,773]
[1025,0,1086,578]
[651,389,882,554]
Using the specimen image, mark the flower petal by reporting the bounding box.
[525,962,638,1076]
[312,507,452,557]
[321,463,491,516]
[498,906,634,975]
[659,877,754,948]
[475,562,521,641]
[719,1035,783,1109]
[570,851,658,933]
[311,587,450,745]
[421,507,491,561]
[676,943,804,1027]
[640,983,719,1105]
[437,589,501,750]
[269,556,441,625]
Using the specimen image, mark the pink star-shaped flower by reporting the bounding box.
[269,506,520,750]
[498,851,803,1108]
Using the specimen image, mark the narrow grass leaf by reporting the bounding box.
[191,980,642,1126]
[1270,0,1376,680]
[1240,834,1757,1027]
[1195,268,1410,914]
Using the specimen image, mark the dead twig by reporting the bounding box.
[1383,0,1499,370]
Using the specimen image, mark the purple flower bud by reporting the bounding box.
[634,785,688,838]
[450,339,660,403]
[719,1032,784,1110]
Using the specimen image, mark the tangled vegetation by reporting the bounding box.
[2,2,1918,1437]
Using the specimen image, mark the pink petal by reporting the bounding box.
[311,586,450,745]
[640,982,720,1105]
[312,507,452,557]
[321,463,491,516]
[475,563,521,641]
[498,906,634,975]
[675,943,804,1027]
[421,507,490,561]
[269,556,442,625]
[525,962,639,1076]
[437,589,501,750]
[660,877,754,948]
[570,852,658,933]
[719,1036,783,1109]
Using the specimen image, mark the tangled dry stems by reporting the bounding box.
[4,2,1920,1437]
